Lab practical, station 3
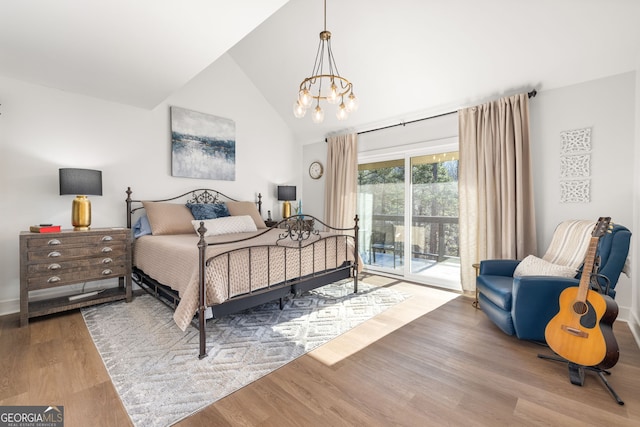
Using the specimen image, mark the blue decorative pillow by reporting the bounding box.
[133,214,152,238]
[186,203,230,220]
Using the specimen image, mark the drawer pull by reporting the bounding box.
[47,239,62,246]
[47,276,61,283]
[102,258,113,264]
[101,235,113,242]
[48,263,61,270]
[48,251,61,258]
[102,269,113,275]
[101,247,113,253]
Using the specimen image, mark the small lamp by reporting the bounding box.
[277,185,296,219]
[59,168,103,231]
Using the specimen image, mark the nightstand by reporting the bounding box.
[19,227,132,326]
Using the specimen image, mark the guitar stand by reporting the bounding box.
[537,353,624,405]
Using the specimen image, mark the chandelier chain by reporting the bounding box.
[323,0,327,32]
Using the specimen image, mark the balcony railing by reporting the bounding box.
[365,214,459,264]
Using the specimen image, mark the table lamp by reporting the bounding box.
[277,185,296,219]
[59,168,103,231]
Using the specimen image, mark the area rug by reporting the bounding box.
[82,280,408,427]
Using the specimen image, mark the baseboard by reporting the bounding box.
[618,305,630,323]
[628,310,640,350]
[0,298,19,317]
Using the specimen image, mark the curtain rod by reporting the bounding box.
[327,89,537,140]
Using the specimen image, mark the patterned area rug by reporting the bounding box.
[82,280,408,427]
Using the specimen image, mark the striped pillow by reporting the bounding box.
[542,220,595,269]
[191,215,257,237]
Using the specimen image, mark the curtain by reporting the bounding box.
[458,93,537,293]
[324,133,358,230]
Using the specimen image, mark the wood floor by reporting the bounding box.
[2,273,639,426]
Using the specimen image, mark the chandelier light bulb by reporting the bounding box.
[336,102,349,120]
[293,100,307,118]
[327,82,339,104]
[299,89,313,108]
[346,92,359,112]
[312,105,325,123]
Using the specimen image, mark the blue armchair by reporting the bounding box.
[476,223,631,342]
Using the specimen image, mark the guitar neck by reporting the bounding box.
[576,236,599,302]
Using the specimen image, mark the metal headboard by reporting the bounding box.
[125,187,262,228]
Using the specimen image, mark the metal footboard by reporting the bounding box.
[196,214,359,359]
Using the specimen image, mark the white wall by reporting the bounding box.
[0,53,299,314]
[631,62,640,342]
[529,71,635,321]
[302,140,326,220]
[357,113,458,153]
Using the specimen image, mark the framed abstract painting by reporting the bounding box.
[170,106,236,181]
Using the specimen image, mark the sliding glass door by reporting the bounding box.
[358,159,405,273]
[407,151,459,288]
[358,149,460,290]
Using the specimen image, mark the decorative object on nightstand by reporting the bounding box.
[59,168,103,231]
[29,224,61,233]
[265,210,277,227]
[19,227,132,326]
[277,185,296,219]
[309,161,324,179]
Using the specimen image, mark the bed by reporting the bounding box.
[125,187,360,359]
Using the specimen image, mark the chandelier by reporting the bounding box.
[293,0,359,123]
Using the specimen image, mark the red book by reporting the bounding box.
[30,225,61,233]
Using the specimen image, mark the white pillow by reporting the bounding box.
[192,215,258,237]
[513,255,577,278]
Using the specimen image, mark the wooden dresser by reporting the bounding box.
[19,228,132,326]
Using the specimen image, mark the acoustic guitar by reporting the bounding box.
[544,217,619,369]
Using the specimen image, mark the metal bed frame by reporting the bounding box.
[125,187,359,359]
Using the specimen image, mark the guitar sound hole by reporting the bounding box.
[572,301,588,315]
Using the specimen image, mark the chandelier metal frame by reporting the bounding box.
[293,0,358,123]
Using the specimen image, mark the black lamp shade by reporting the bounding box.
[277,185,296,201]
[59,168,103,196]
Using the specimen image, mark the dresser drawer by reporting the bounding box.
[27,263,128,290]
[27,244,127,262]
[27,254,126,275]
[26,232,127,249]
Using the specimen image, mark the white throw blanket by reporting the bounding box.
[542,219,630,278]
[542,220,595,269]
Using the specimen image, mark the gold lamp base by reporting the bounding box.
[282,201,291,219]
[72,195,92,231]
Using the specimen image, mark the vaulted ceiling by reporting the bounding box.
[0,0,289,107]
[2,0,639,145]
